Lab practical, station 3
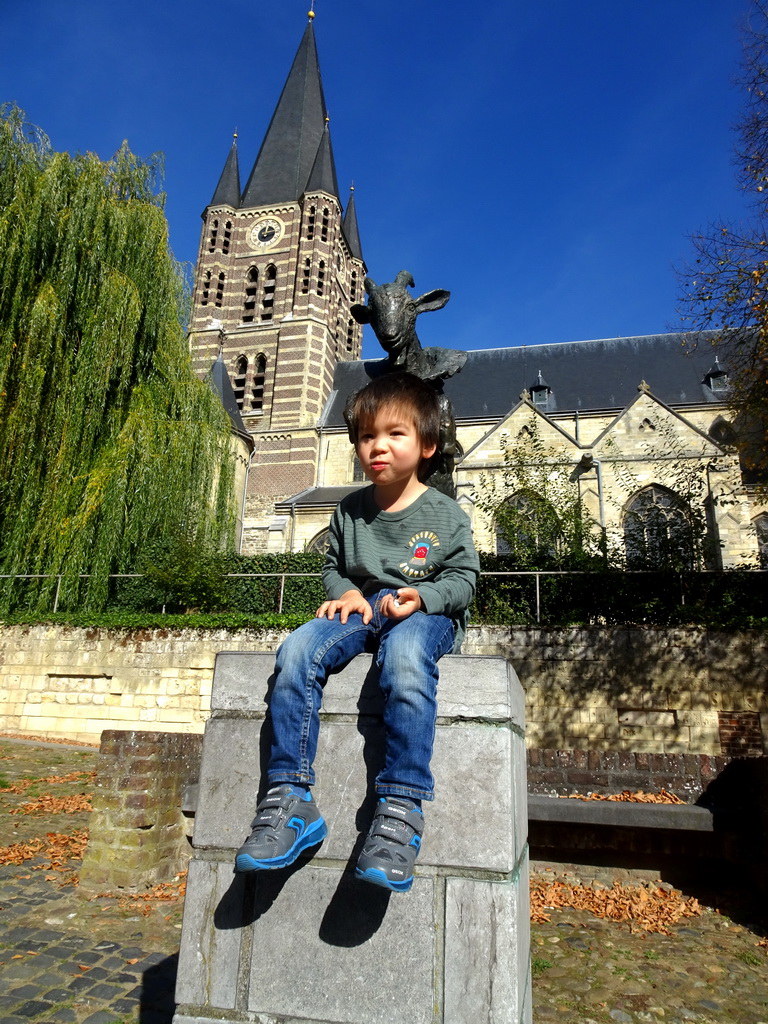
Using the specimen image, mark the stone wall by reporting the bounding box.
[469,626,768,756]
[0,624,766,755]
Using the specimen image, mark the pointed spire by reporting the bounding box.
[305,119,340,199]
[209,133,241,209]
[240,22,331,207]
[209,352,253,450]
[343,184,363,261]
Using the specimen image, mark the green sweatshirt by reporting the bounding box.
[322,485,480,650]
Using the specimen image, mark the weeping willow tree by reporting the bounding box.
[0,106,236,612]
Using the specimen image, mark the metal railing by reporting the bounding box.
[2,569,764,621]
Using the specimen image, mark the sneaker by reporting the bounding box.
[355,796,424,892]
[235,785,327,872]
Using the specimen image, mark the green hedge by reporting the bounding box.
[472,554,768,628]
[104,552,325,615]
[0,611,313,631]
[2,550,766,629]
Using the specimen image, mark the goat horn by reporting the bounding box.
[394,270,415,288]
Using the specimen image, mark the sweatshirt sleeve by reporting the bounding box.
[415,507,479,617]
[321,502,361,599]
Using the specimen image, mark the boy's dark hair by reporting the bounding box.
[346,372,441,450]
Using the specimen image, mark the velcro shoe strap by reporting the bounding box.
[252,805,285,829]
[374,803,423,838]
[369,817,414,846]
[251,790,294,829]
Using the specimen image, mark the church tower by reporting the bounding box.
[189,14,365,551]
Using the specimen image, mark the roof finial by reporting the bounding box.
[349,181,355,194]
[308,0,316,20]
[325,113,330,125]
[233,127,238,141]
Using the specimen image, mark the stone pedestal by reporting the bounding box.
[174,652,531,1024]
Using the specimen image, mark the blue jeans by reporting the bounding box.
[266,590,455,801]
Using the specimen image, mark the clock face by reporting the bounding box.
[250,217,283,249]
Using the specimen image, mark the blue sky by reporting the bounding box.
[1,0,755,359]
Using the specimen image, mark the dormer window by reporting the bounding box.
[530,370,552,408]
[703,357,729,393]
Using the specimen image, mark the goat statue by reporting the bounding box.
[349,271,467,498]
[350,270,466,381]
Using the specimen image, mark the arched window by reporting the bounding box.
[306,529,330,555]
[208,219,219,252]
[301,257,311,295]
[623,485,695,570]
[307,205,316,241]
[222,221,232,255]
[251,354,267,413]
[233,355,248,411]
[351,270,358,301]
[243,267,258,323]
[317,259,325,296]
[201,270,212,306]
[495,490,562,562]
[261,265,277,321]
[215,272,225,308]
[754,513,768,568]
[321,207,329,241]
[346,318,355,353]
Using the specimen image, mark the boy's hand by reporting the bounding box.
[316,590,373,624]
[381,588,422,620]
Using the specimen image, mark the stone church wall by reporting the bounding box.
[1,625,765,756]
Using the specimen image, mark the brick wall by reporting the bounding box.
[79,730,203,892]
[527,748,732,801]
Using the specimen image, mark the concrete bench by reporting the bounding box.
[528,794,715,831]
[173,652,531,1024]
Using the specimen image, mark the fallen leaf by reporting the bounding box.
[126,957,140,964]
[78,964,91,971]
[10,793,92,816]
[530,879,701,934]
[560,789,685,804]
[2,770,96,795]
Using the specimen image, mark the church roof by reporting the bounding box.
[321,331,727,425]
[275,485,364,509]
[240,21,337,207]
[208,353,255,452]
[208,136,241,209]
[342,188,364,262]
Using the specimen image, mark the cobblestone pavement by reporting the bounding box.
[531,899,767,1024]
[1,738,766,1023]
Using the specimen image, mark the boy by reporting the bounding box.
[235,372,479,891]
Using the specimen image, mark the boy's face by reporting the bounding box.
[356,405,437,490]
